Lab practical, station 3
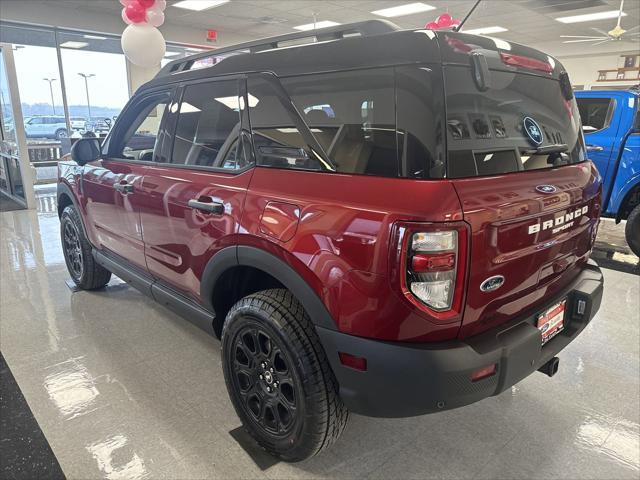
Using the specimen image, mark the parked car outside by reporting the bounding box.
[23,115,68,140]
[575,89,640,256]
[85,117,112,135]
[57,21,604,462]
[70,116,87,132]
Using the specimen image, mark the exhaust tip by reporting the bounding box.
[538,356,560,377]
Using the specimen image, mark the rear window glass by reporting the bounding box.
[445,66,586,179]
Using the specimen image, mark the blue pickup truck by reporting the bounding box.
[576,89,640,256]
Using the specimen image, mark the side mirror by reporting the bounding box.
[70,137,101,166]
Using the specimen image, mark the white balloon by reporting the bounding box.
[121,24,166,68]
[146,7,165,27]
[155,0,167,11]
[121,8,133,25]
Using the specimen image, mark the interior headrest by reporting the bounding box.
[305,109,333,125]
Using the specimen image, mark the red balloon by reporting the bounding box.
[125,1,147,23]
[425,22,439,30]
[437,13,453,27]
[138,0,155,8]
[451,19,461,26]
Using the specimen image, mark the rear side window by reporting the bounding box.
[171,80,242,168]
[281,69,397,177]
[395,66,445,178]
[445,65,586,179]
[576,97,615,133]
[246,76,321,171]
[247,68,443,178]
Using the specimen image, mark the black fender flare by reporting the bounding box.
[57,182,90,240]
[200,245,337,331]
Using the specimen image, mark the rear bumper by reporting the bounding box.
[317,260,603,418]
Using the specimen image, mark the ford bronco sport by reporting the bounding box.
[58,21,604,461]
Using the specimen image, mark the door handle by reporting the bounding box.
[188,197,224,214]
[586,144,604,152]
[114,182,134,194]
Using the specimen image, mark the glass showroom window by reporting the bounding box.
[161,44,209,68]
[57,31,129,139]
[0,24,68,150]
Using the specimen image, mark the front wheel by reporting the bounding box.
[60,205,111,289]
[625,204,640,257]
[221,289,348,462]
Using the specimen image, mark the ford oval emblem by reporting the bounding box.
[536,184,557,194]
[523,116,543,145]
[480,275,505,292]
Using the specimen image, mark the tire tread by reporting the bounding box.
[222,288,348,461]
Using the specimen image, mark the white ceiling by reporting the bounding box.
[6,0,640,57]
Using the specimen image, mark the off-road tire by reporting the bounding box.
[221,289,348,462]
[625,204,640,257]
[60,205,111,289]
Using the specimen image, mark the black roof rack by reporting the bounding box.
[157,20,400,77]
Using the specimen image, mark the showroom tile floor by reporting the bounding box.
[0,186,639,480]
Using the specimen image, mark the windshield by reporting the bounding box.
[445,66,586,178]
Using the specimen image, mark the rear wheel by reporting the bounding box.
[221,289,348,462]
[625,204,640,257]
[60,205,111,289]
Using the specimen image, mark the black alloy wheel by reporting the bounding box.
[229,320,300,437]
[63,220,83,280]
[59,205,111,290]
[222,289,348,461]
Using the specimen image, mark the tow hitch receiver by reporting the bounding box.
[538,356,560,377]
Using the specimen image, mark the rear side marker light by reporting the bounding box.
[471,364,497,382]
[339,352,367,371]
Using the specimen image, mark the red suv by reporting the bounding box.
[58,21,604,462]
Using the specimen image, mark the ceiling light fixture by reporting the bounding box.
[59,41,88,49]
[371,2,435,18]
[462,26,508,35]
[172,0,229,12]
[164,51,181,57]
[556,10,626,24]
[83,34,107,40]
[293,21,341,31]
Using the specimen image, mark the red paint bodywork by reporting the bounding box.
[60,155,601,343]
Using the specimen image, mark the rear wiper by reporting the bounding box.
[523,144,570,166]
[527,144,568,155]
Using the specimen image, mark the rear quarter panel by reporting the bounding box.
[241,167,464,341]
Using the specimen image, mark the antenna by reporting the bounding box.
[453,0,482,32]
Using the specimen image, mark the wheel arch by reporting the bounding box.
[202,245,337,338]
[58,182,97,248]
[57,182,77,217]
[615,181,640,222]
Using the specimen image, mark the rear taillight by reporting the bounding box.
[409,231,458,311]
[391,222,469,323]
